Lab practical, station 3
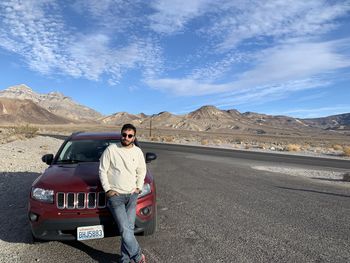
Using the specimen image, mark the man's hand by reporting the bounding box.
[132,188,141,194]
[106,190,119,198]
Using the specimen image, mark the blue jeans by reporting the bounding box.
[107,193,142,263]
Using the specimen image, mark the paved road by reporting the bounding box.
[2,142,350,262]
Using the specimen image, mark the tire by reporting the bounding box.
[31,234,41,244]
[143,206,157,236]
[31,233,48,244]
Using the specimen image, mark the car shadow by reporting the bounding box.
[62,240,120,262]
[0,171,40,244]
[0,171,121,262]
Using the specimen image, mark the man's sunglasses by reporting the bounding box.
[122,133,134,138]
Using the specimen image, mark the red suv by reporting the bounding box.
[28,132,157,241]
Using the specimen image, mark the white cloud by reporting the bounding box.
[145,0,350,87]
[202,0,350,51]
[147,39,350,114]
[0,0,69,74]
[295,91,329,102]
[148,0,212,34]
[214,78,330,108]
[189,51,251,81]
[234,39,350,88]
[71,0,144,32]
[66,35,162,84]
[177,78,333,115]
[146,78,230,96]
[68,34,112,80]
[276,106,350,118]
[0,0,163,84]
[148,39,350,97]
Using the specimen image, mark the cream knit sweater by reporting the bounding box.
[99,143,146,194]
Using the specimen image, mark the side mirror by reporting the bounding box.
[42,154,54,165]
[145,152,157,163]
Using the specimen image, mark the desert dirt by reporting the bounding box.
[1,123,350,159]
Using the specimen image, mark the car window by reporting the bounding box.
[56,139,120,163]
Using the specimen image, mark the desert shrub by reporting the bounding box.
[286,144,301,152]
[343,146,350,157]
[12,124,39,138]
[163,136,175,142]
[213,139,221,145]
[201,139,209,145]
[303,143,311,150]
[343,173,350,181]
[257,144,266,149]
[256,129,266,134]
[314,147,322,153]
[332,144,343,151]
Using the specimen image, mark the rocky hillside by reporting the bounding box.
[94,105,350,134]
[303,113,350,130]
[100,112,143,126]
[0,84,102,121]
[101,105,337,135]
[0,98,73,124]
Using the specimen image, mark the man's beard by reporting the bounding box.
[121,139,133,147]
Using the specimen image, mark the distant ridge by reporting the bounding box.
[303,113,350,130]
[100,104,350,135]
[0,84,102,121]
[100,112,142,125]
[0,98,73,124]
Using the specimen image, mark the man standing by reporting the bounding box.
[99,124,147,263]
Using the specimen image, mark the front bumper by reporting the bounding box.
[29,215,151,241]
[29,194,156,241]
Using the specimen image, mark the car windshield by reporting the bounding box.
[56,139,120,163]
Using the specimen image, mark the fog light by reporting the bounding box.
[29,212,38,222]
[141,207,152,216]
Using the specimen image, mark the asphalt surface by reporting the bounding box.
[1,142,350,262]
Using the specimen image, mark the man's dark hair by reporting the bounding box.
[121,123,136,134]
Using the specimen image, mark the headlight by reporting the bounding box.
[138,183,151,198]
[31,187,54,203]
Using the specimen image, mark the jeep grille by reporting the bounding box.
[56,192,106,209]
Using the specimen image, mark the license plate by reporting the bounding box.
[77,225,104,241]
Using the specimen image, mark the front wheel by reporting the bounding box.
[31,233,45,244]
[143,206,157,236]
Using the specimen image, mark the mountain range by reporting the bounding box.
[0,84,349,135]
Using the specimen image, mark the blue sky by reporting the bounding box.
[0,0,350,118]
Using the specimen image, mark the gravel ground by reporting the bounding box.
[251,165,349,187]
[0,135,348,262]
[0,136,63,262]
[0,136,63,173]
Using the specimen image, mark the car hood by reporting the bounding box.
[33,162,103,192]
[33,162,152,192]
